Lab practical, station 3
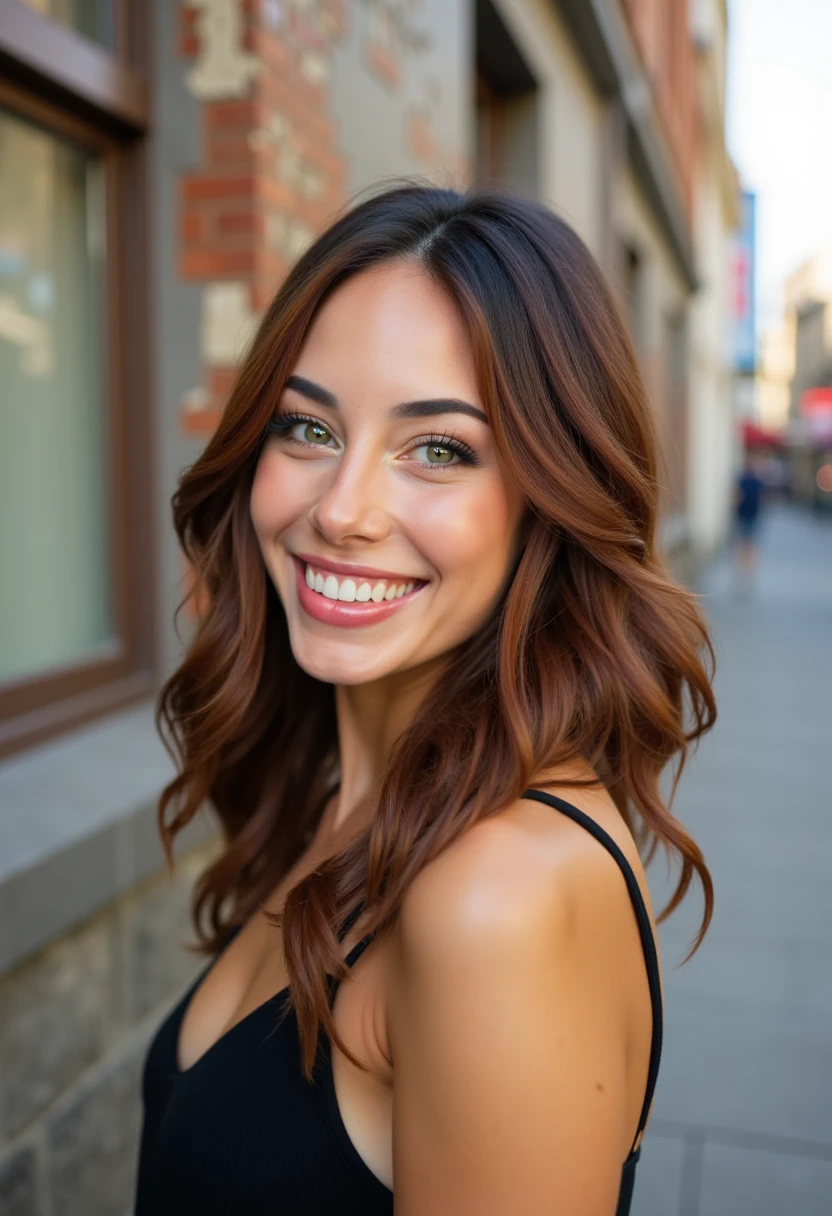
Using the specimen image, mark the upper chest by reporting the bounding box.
[153,860,396,1197]
[179,922,393,1095]
[178,824,393,1080]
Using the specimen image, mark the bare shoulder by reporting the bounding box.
[394,776,655,974]
[387,775,659,1211]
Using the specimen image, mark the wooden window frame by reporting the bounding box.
[0,2,154,758]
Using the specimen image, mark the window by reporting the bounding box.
[20,0,117,49]
[0,4,151,757]
[0,110,112,685]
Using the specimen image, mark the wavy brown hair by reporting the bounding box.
[157,183,716,1078]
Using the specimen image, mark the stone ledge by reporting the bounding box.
[0,702,214,977]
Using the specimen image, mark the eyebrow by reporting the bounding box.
[284,374,488,424]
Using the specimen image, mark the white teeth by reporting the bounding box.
[304,564,420,604]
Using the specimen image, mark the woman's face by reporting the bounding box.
[250,260,526,687]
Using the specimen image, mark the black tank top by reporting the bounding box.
[134,790,662,1214]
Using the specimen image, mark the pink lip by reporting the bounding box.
[294,551,426,583]
[291,556,426,629]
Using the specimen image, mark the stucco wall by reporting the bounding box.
[492,0,606,257]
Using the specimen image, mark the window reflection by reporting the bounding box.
[20,0,116,50]
[0,108,114,684]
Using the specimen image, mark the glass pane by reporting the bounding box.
[0,108,114,685]
[20,0,116,50]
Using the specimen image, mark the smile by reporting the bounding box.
[305,564,417,602]
[291,556,427,628]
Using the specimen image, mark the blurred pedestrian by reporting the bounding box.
[734,451,767,586]
[137,185,717,1216]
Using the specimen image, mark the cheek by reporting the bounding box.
[414,476,521,584]
[250,448,305,540]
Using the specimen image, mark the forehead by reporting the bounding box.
[293,261,480,404]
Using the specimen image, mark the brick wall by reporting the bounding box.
[178,0,350,441]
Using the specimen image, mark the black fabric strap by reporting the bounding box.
[521,788,664,1155]
[336,901,366,943]
[337,900,376,969]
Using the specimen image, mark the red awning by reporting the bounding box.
[741,421,786,449]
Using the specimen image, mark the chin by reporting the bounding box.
[288,634,398,687]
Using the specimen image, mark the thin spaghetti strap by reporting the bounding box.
[336,900,377,970]
[337,901,366,943]
[521,788,663,1156]
[343,932,375,969]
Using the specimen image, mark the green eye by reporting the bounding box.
[425,444,454,464]
[304,421,331,444]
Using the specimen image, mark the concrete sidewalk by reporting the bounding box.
[635,505,832,1216]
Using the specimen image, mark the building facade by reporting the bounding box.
[0,2,736,1210]
[782,253,832,507]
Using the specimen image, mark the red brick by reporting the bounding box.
[181,175,256,203]
[253,28,292,73]
[208,366,237,399]
[179,32,199,57]
[181,406,222,440]
[258,75,333,140]
[257,177,336,222]
[206,100,264,130]
[217,209,263,236]
[180,211,204,244]
[250,279,288,311]
[207,134,258,169]
[180,248,257,279]
[291,130,346,179]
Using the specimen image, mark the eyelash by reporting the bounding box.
[267,412,480,468]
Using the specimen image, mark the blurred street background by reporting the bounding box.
[638,502,832,1215]
[0,1,830,1213]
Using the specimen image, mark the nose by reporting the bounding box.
[308,447,392,546]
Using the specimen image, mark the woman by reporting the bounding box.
[136,185,715,1215]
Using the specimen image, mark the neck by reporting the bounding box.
[330,658,442,833]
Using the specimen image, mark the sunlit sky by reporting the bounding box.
[726,0,832,333]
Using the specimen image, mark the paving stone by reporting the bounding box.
[0,919,109,1139]
[699,1141,832,1216]
[648,507,832,1216]
[0,1143,38,1216]
[48,1046,144,1216]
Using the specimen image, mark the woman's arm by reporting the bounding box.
[388,811,636,1216]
